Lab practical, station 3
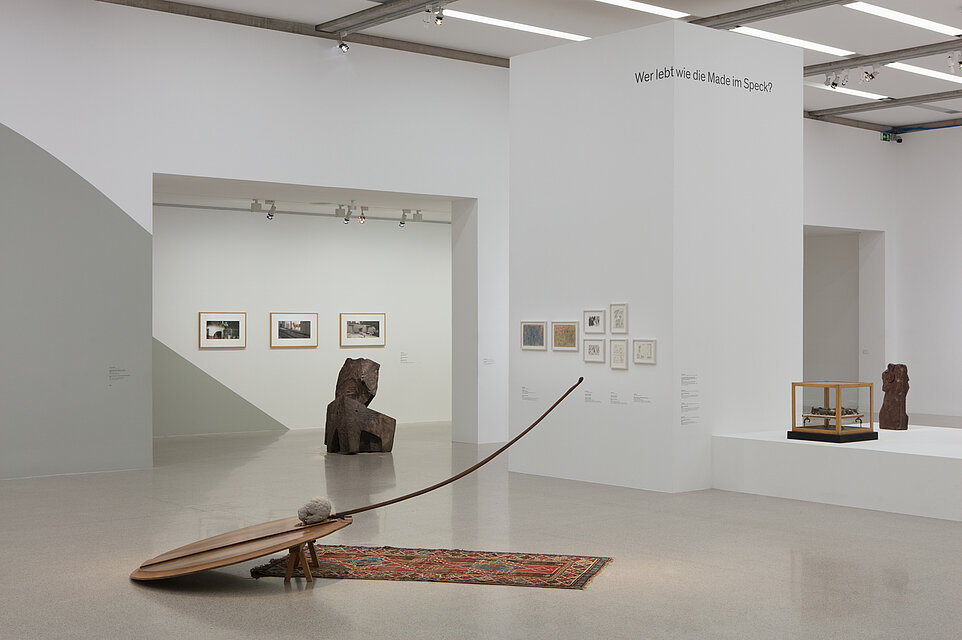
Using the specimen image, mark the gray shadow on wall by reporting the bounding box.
[153,338,288,437]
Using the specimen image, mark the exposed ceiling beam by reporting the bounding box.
[890,116,962,132]
[802,113,890,132]
[808,88,962,118]
[690,0,848,30]
[316,0,458,37]
[805,38,962,77]
[95,0,507,67]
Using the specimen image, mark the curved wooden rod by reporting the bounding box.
[330,376,584,519]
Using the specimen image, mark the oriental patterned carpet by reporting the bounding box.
[250,544,611,589]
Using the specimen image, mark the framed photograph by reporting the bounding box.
[583,338,605,363]
[198,312,246,349]
[633,339,657,364]
[340,313,386,347]
[610,339,628,370]
[520,321,547,350]
[270,312,318,348]
[610,303,628,334]
[551,322,579,351]
[583,309,606,334]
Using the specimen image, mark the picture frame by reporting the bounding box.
[551,321,579,351]
[609,339,628,370]
[198,312,246,349]
[633,339,657,365]
[270,312,318,348]
[339,313,386,348]
[520,321,547,350]
[583,309,606,334]
[609,303,628,334]
[583,338,605,363]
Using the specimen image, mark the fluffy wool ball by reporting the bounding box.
[298,496,334,525]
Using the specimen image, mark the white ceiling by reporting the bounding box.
[167,0,962,130]
[150,1,962,212]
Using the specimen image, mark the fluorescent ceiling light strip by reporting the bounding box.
[844,2,962,37]
[444,10,590,41]
[804,81,889,100]
[730,26,855,57]
[886,62,962,85]
[593,0,689,20]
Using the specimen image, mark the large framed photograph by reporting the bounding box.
[340,313,386,348]
[610,339,628,370]
[583,309,606,334]
[610,303,628,334]
[583,338,605,363]
[551,321,579,351]
[270,312,318,348]
[633,339,657,364]
[520,321,547,350]
[199,312,246,349]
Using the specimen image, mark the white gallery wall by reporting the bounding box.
[803,232,860,385]
[509,21,803,492]
[153,205,452,429]
[892,127,962,426]
[804,120,962,427]
[0,0,511,475]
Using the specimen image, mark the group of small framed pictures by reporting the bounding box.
[520,303,656,369]
[198,312,386,349]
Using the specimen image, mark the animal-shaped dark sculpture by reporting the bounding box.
[879,363,909,430]
[325,358,396,453]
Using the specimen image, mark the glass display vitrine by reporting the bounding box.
[790,381,877,443]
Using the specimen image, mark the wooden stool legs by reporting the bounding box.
[283,543,315,583]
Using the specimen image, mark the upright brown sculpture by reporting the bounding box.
[325,358,396,453]
[879,363,909,430]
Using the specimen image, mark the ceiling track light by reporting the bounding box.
[338,38,349,53]
[250,199,262,213]
[266,200,276,221]
[359,206,367,224]
[435,5,443,25]
[840,70,850,86]
[336,205,350,224]
[400,209,409,228]
[413,210,423,223]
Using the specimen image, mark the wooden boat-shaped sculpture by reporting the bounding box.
[131,377,583,582]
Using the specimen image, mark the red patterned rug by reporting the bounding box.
[250,544,610,589]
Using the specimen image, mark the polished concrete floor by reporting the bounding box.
[1,423,959,639]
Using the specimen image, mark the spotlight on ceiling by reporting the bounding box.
[400,209,409,228]
[827,72,840,89]
[949,51,962,74]
[338,39,349,53]
[337,205,349,224]
[840,70,850,86]
[413,210,423,223]
[863,65,880,82]
[266,200,276,221]
[435,6,444,25]
[251,199,262,213]
[359,206,367,224]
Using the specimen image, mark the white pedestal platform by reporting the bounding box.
[713,426,962,521]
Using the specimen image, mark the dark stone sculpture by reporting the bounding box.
[325,358,396,454]
[879,363,909,430]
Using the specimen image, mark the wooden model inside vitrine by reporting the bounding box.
[790,381,878,443]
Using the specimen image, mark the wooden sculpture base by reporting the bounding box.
[130,516,352,581]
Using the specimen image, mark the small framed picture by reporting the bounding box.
[551,322,579,351]
[583,309,606,334]
[583,339,605,363]
[199,312,246,349]
[610,339,628,370]
[340,313,386,347]
[633,339,657,364]
[270,313,318,348]
[610,303,628,334]
[520,321,547,350]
